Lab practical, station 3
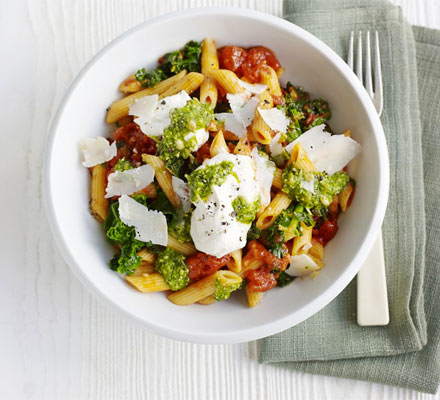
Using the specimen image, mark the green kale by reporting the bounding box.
[104,195,149,275]
[155,248,189,291]
[247,223,262,240]
[282,165,349,211]
[275,270,295,287]
[134,67,167,88]
[213,276,243,301]
[260,204,314,258]
[135,41,203,88]
[281,82,332,142]
[232,196,260,224]
[113,158,133,172]
[187,161,234,202]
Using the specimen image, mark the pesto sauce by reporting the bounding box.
[154,248,189,291]
[187,161,234,203]
[113,158,132,172]
[158,98,213,173]
[232,196,260,224]
[168,211,192,243]
[213,277,242,301]
[281,165,349,210]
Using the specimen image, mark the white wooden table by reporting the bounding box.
[2,0,439,399]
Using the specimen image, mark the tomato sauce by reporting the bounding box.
[186,253,231,281]
[313,216,339,246]
[193,141,211,164]
[218,45,282,83]
[243,241,290,292]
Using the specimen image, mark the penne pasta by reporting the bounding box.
[167,235,197,256]
[200,38,219,108]
[233,139,252,156]
[258,88,274,109]
[133,183,157,198]
[245,286,264,307]
[256,192,292,230]
[342,129,352,137]
[276,67,285,79]
[90,164,109,223]
[307,239,324,262]
[132,262,155,276]
[198,295,216,305]
[260,66,282,97]
[168,270,241,305]
[289,142,318,172]
[159,72,204,99]
[291,223,313,256]
[251,109,272,144]
[119,74,142,93]
[240,258,264,276]
[226,249,242,274]
[141,154,181,208]
[126,273,170,292]
[338,183,354,212]
[137,248,156,264]
[106,70,187,123]
[209,69,245,94]
[210,130,229,157]
[272,168,283,189]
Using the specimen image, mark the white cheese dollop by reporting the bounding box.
[130,91,191,136]
[105,164,155,198]
[118,194,168,246]
[190,153,259,257]
[251,147,275,208]
[79,137,117,167]
[172,176,192,213]
[285,124,362,175]
[286,254,320,277]
[192,128,209,151]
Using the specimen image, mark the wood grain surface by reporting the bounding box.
[1,0,439,399]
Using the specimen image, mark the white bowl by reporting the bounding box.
[44,7,389,344]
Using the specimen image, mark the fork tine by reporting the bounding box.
[365,31,373,97]
[374,31,384,116]
[356,31,363,83]
[348,31,354,70]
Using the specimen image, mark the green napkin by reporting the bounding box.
[259,0,440,394]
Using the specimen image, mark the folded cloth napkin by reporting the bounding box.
[259,0,440,394]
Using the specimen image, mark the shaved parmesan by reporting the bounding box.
[128,94,158,121]
[285,125,362,175]
[251,148,275,207]
[172,176,191,213]
[105,164,155,198]
[131,91,191,136]
[269,132,284,157]
[215,93,259,138]
[215,112,247,138]
[258,107,289,133]
[286,254,320,277]
[79,137,117,167]
[238,79,267,94]
[118,195,168,246]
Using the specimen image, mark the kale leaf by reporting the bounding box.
[276,271,295,287]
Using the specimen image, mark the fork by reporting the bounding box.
[348,31,389,326]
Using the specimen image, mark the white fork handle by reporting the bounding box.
[357,231,389,326]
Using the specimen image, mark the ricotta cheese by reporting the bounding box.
[79,137,117,167]
[105,164,155,198]
[190,153,259,257]
[286,254,320,277]
[118,194,168,246]
[285,124,362,175]
[130,91,191,136]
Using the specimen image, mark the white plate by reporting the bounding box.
[44,7,389,344]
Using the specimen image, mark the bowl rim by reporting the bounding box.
[43,6,390,344]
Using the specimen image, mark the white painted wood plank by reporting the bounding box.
[1,0,439,399]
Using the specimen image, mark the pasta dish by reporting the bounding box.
[78,39,361,307]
